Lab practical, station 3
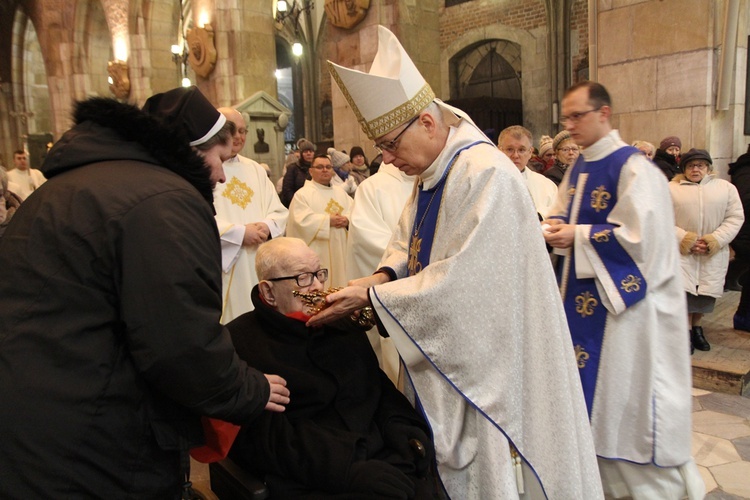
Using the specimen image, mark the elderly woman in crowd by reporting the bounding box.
[669,148,744,353]
[655,136,682,181]
[632,140,656,160]
[543,130,580,185]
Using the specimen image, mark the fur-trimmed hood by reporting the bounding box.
[42,98,214,204]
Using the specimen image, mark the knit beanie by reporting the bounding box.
[660,136,682,151]
[350,146,365,159]
[679,148,712,169]
[327,148,351,169]
[538,135,554,157]
[298,139,316,152]
[553,130,572,151]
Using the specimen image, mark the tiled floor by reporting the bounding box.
[693,291,750,396]
[693,388,750,499]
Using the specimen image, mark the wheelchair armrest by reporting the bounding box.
[209,458,269,500]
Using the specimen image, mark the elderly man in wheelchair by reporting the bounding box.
[220,237,439,499]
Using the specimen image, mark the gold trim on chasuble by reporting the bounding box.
[325,198,344,215]
[574,345,590,368]
[620,275,642,293]
[559,173,588,300]
[590,184,611,213]
[222,177,255,209]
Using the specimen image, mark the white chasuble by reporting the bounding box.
[371,117,602,499]
[287,180,352,288]
[214,155,288,323]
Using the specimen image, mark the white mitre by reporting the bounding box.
[328,25,435,140]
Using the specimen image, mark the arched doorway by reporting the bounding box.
[11,8,51,168]
[448,39,523,137]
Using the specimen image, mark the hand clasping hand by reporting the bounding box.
[264,374,290,412]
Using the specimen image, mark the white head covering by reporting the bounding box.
[328,26,435,140]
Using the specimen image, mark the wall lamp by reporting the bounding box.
[275,0,313,56]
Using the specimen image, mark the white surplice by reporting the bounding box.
[287,180,352,288]
[521,167,558,219]
[346,163,414,385]
[371,116,602,499]
[7,168,46,200]
[214,154,288,323]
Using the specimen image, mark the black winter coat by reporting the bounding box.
[281,159,312,206]
[653,148,681,181]
[729,151,750,258]
[0,98,269,499]
[227,288,438,499]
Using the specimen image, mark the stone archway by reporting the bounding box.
[442,24,548,139]
[10,7,52,167]
[448,39,523,136]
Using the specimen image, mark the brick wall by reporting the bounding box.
[570,0,588,82]
[441,0,547,50]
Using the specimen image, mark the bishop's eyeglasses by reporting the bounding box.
[374,115,419,154]
[267,269,329,287]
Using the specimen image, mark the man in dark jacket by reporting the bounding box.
[0,87,289,499]
[227,237,439,499]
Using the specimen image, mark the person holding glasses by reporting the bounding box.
[669,148,743,353]
[286,153,352,287]
[544,81,705,499]
[543,129,581,186]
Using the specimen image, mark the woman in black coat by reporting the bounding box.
[729,146,750,331]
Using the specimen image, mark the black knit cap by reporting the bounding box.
[679,148,712,169]
[141,86,226,146]
[350,146,365,158]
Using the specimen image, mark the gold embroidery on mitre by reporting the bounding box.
[621,274,642,293]
[574,345,590,368]
[408,236,423,275]
[222,177,254,209]
[590,185,611,213]
[575,291,598,317]
[592,229,611,243]
[325,198,344,215]
[366,84,435,139]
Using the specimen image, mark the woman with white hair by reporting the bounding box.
[669,148,744,353]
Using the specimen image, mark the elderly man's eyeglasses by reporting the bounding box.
[268,269,328,287]
[502,147,530,156]
[374,116,419,154]
[560,107,602,125]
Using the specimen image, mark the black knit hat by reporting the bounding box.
[142,86,225,146]
[679,148,712,169]
[350,146,365,159]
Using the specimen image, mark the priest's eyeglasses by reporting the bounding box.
[374,116,419,154]
[559,107,602,125]
[268,269,328,287]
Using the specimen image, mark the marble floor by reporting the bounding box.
[693,387,750,499]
